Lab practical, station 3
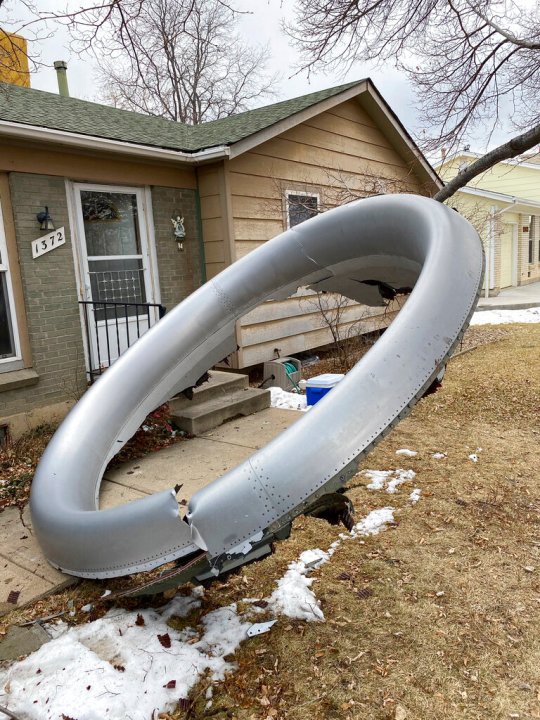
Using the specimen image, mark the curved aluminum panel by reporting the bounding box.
[30,195,483,578]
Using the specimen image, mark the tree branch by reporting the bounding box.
[434,122,540,201]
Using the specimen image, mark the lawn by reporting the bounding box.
[1,323,539,720]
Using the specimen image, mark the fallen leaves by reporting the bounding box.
[157,633,172,648]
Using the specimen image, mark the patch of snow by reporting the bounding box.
[363,468,416,494]
[409,488,422,504]
[0,591,249,720]
[269,387,310,412]
[432,452,447,459]
[470,306,540,325]
[268,548,329,621]
[396,448,418,457]
[0,500,413,718]
[350,507,396,537]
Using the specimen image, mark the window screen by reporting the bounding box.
[287,194,318,228]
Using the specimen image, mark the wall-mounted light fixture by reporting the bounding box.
[171,214,186,251]
[36,206,55,231]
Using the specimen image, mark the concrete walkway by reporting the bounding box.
[477,280,540,310]
[0,408,301,616]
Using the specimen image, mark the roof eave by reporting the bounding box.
[0,119,230,163]
[226,80,370,160]
[459,185,540,212]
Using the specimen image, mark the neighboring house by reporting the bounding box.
[438,151,540,294]
[0,77,440,438]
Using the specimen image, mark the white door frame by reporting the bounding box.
[68,181,161,375]
[509,222,518,287]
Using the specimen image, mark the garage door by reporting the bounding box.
[500,225,513,288]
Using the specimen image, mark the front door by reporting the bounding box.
[73,184,160,376]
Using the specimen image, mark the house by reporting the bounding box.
[438,151,540,294]
[0,75,440,438]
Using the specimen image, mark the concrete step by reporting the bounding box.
[170,370,248,413]
[171,387,271,435]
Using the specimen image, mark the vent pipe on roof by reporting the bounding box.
[53,60,69,97]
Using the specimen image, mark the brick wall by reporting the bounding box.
[1,172,87,419]
[0,176,205,430]
[151,187,204,310]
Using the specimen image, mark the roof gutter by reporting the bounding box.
[0,119,230,164]
[460,185,540,212]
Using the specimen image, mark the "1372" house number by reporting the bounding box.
[31,227,66,259]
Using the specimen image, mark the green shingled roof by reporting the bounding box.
[0,80,363,153]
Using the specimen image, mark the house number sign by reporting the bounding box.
[31,227,66,259]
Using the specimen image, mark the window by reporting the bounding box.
[529,216,536,264]
[286,192,319,228]
[0,203,21,370]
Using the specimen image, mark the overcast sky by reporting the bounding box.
[2,0,509,154]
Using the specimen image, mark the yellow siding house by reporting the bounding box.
[438,152,540,294]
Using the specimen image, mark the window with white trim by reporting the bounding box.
[0,204,21,370]
[286,192,319,228]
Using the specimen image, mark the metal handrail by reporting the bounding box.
[79,300,166,383]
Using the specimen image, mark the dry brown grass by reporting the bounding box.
[2,325,539,720]
[189,324,540,720]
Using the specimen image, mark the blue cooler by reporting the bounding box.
[306,373,345,405]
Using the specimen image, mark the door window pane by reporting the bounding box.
[81,191,142,257]
[88,258,146,320]
[0,272,15,359]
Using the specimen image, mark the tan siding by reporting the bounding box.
[204,241,226,264]
[227,98,425,368]
[0,141,197,188]
[240,311,396,367]
[234,218,284,241]
[235,240,265,259]
[241,303,383,346]
[228,174,278,199]
[199,194,222,219]
[198,163,235,283]
[205,262,227,280]
[280,124,410,168]
[242,291,383,324]
[305,111,395,148]
[231,195,281,221]
[246,138,416,181]
[229,153,419,188]
[329,100,377,126]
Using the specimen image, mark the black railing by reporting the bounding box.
[79,301,166,383]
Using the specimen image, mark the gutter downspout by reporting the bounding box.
[194,188,207,285]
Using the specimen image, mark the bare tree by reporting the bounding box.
[0,0,275,124]
[288,0,540,199]
[95,0,277,123]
